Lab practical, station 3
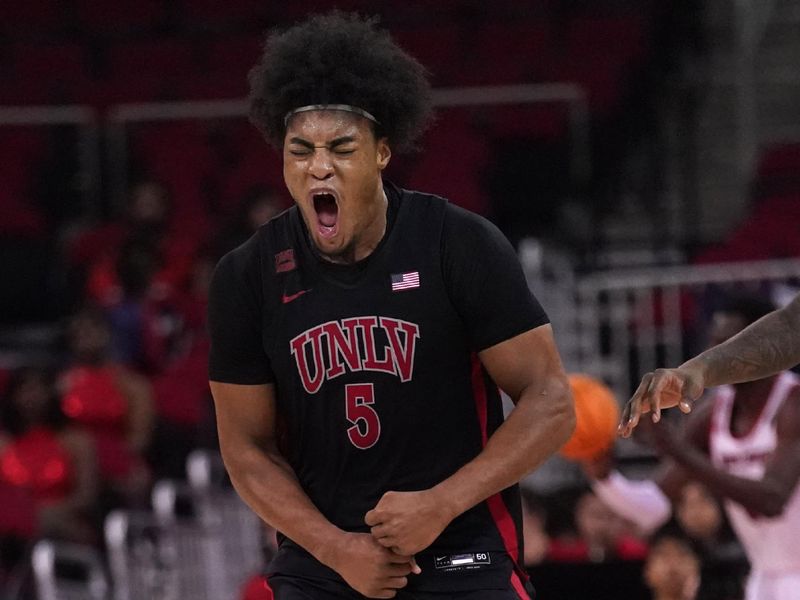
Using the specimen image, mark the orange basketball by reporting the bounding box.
[559,373,620,461]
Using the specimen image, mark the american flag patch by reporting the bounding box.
[391,271,420,291]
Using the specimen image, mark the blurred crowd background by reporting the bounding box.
[0,0,798,598]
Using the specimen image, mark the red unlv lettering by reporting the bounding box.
[289,316,420,394]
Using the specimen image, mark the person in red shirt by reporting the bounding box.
[59,308,154,506]
[0,367,98,544]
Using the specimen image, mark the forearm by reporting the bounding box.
[432,381,574,519]
[223,440,345,566]
[683,296,800,387]
[672,447,786,517]
[591,472,672,533]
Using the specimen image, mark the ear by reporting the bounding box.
[376,138,391,171]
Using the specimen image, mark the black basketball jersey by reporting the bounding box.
[209,182,548,593]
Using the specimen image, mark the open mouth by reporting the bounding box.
[313,192,339,239]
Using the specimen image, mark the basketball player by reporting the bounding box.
[620,292,800,437]
[585,297,800,600]
[208,13,575,600]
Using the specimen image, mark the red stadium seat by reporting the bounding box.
[205,35,264,77]
[482,102,570,142]
[11,43,93,103]
[406,110,491,215]
[73,0,167,33]
[390,25,465,85]
[179,0,269,27]
[566,16,648,64]
[106,39,199,79]
[1,0,64,36]
[756,143,800,178]
[452,23,554,85]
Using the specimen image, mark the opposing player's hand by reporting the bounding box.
[579,446,614,481]
[365,490,453,556]
[618,367,704,438]
[328,532,419,599]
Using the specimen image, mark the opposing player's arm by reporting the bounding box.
[586,398,712,533]
[691,293,800,387]
[654,388,800,517]
[621,293,800,436]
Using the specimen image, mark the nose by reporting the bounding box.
[308,148,334,180]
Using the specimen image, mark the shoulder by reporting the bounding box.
[438,202,513,256]
[215,207,297,280]
[216,228,266,275]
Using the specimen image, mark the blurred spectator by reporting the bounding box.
[66,179,206,371]
[213,185,284,257]
[675,482,743,563]
[643,526,700,600]
[675,483,746,600]
[520,487,550,566]
[59,308,154,507]
[149,251,219,480]
[70,178,203,308]
[0,368,98,571]
[548,487,648,562]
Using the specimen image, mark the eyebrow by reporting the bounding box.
[287,135,357,149]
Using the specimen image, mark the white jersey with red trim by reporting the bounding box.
[709,372,800,573]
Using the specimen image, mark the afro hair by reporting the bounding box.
[248,12,433,152]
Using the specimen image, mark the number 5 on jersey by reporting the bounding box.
[345,383,380,449]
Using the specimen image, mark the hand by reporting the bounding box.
[365,490,453,556]
[619,367,704,438]
[327,532,419,599]
[579,447,614,480]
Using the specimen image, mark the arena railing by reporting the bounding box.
[105,83,590,212]
[572,257,800,404]
[0,105,101,218]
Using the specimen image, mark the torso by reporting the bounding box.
[255,187,525,591]
[709,372,800,572]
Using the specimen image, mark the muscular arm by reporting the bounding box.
[211,382,416,598]
[621,294,800,436]
[662,387,800,517]
[211,382,342,562]
[367,325,575,554]
[686,293,800,387]
[585,401,712,532]
[435,324,574,515]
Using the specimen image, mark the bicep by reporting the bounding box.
[210,382,277,449]
[478,324,569,403]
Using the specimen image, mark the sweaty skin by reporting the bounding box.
[212,109,575,598]
[620,293,800,437]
